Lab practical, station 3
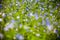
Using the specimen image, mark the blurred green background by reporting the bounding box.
[0,0,60,40]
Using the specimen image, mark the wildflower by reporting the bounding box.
[4,21,14,31]
[11,20,15,23]
[46,18,53,31]
[0,12,6,18]
[16,34,24,40]
[36,33,40,37]
[34,13,39,20]
[0,4,2,8]
[0,18,3,22]
[54,29,58,34]
[46,18,50,26]
[17,16,20,19]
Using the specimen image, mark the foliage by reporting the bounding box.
[0,0,60,40]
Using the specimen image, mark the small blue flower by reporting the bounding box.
[55,30,58,33]
[0,4,2,8]
[16,34,24,40]
[26,7,29,11]
[41,8,44,11]
[36,0,40,2]
[34,13,38,20]
[54,29,58,34]
[11,20,15,23]
[46,18,50,26]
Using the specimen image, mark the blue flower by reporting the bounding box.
[34,13,38,20]
[46,18,53,31]
[55,30,58,33]
[36,0,40,2]
[26,7,29,11]
[41,8,44,11]
[46,18,50,26]
[16,34,24,40]
[0,4,2,8]
[11,20,15,23]
[54,29,58,34]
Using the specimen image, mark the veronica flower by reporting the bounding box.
[46,18,53,31]
[0,4,2,8]
[54,29,58,34]
[41,8,44,11]
[28,12,34,17]
[4,27,9,31]
[16,34,24,40]
[34,13,39,20]
[11,20,15,23]
[4,20,15,31]
[46,18,50,26]
[4,24,14,31]
[36,0,39,2]
[26,7,30,11]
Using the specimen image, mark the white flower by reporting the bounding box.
[17,16,20,19]
[36,33,40,37]
[16,28,18,31]
[0,18,3,22]
[28,12,34,16]
[2,13,6,17]
[0,12,2,15]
